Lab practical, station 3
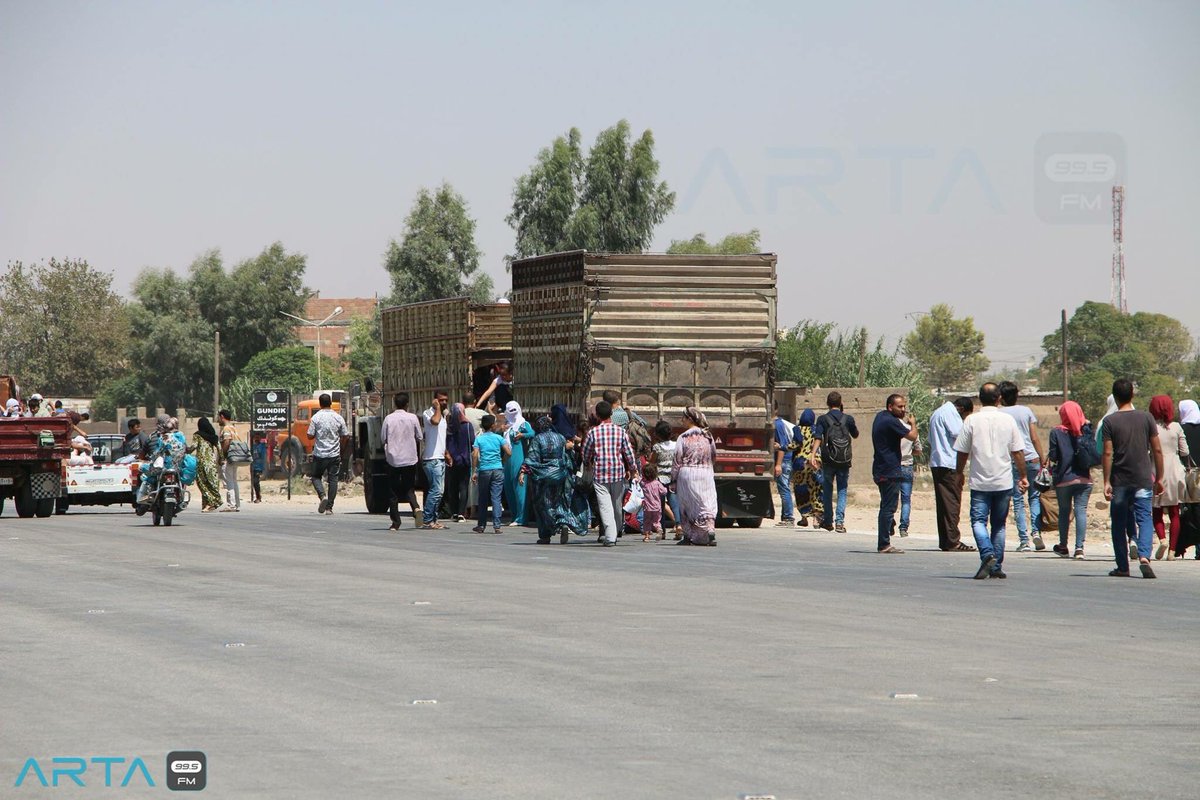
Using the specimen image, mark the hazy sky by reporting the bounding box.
[3,1,1198,368]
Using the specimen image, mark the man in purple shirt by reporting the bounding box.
[381,392,423,531]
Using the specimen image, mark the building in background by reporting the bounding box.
[295,296,378,362]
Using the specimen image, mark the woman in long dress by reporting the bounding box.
[790,408,824,527]
[1149,395,1190,560]
[502,401,534,526]
[193,417,223,512]
[522,416,590,543]
[674,406,719,546]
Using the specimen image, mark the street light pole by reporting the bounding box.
[281,306,344,396]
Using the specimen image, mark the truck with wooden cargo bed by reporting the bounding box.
[354,297,513,513]
[511,250,778,526]
[0,415,73,518]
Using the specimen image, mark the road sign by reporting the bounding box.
[251,389,291,431]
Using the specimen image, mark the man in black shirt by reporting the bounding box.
[812,391,860,532]
[1102,378,1164,579]
[872,393,919,553]
[122,418,149,459]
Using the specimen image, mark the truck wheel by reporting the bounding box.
[736,517,763,528]
[363,462,391,514]
[35,498,54,518]
[14,482,35,518]
[283,436,304,478]
[715,516,735,529]
[55,497,70,515]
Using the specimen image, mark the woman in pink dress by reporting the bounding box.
[674,406,719,546]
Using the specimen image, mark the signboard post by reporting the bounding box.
[252,388,292,500]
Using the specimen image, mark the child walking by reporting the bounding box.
[640,463,672,541]
[250,432,266,503]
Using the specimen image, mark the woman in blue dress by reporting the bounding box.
[502,401,534,526]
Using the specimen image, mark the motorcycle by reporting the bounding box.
[135,455,190,526]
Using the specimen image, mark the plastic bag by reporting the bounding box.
[622,480,644,513]
[180,454,198,485]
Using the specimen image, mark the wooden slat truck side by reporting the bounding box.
[511,250,778,526]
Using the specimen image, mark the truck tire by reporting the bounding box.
[14,481,35,518]
[283,436,304,478]
[55,497,69,515]
[363,461,391,514]
[35,498,54,518]
[736,517,763,528]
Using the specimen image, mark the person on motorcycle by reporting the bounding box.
[137,415,187,506]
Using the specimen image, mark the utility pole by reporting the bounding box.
[857,327,867,388]
[213,330,220,416]
[1060,309,1068,398]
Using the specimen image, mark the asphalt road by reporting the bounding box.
[2,503,1198,800]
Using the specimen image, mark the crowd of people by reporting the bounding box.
[377,388,719,547]
[771,379,1199,579]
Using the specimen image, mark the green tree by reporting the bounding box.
[777,321,937,436]
[666,230,762,255]
[91,374,152,422]
[343,316,382,385]
[0,258,129,395]
[507,120,675,260]
[239,346,340,394]
[901,304,990,390]
[125,268,216,412]
[384,183,493,305]
[1039,301,1196,406]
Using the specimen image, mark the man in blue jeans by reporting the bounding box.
[772,408,795,526]
[998,381,1046,551]
[420,390,450,529]
[813,391,859,532]
[871,393,919,553]
[1101,378,1164,579]
[954,383,1027,579]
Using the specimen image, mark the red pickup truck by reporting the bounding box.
[0,417,73,518]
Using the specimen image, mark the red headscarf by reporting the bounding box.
[1148,395,1174,425]
[1057,401,1086,436]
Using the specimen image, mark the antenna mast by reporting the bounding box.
[1111,185,1127,313]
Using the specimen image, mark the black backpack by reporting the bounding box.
[822,413,853,467]
[1071,422,1102,473]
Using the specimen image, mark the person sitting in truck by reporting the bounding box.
[68,435,94,467]
[122,418,150,459]
[3,398,22,417]
[28,394,50,418]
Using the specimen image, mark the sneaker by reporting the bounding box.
[1052,544,1070,557]
[989,568,1008,579]
[1016,543,1031,553]
[1032,532,1045,551]
[317,498,328,514]
[1129,542,1139,560]
[775,519,794,527]
[797,517,809,528]
[974,555,997,580]
[834,524,847,533]
[898,527,909,538]
[1073,549,1084,559]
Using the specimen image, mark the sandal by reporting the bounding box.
[948,543,977,552]
[878,545,904,554]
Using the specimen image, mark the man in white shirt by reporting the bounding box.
[307,393,349,515]
[955,383,1028,580]
[998,381,1046,552]
[419,389,450,529]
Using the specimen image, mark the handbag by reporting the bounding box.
[1033,466,1054,491]
[1185,456,1200,504]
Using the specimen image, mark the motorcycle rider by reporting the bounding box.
[137,415,187,507]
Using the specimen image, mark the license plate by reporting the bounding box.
[0,477,13,485]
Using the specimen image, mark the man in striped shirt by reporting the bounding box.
[583,400,638,547]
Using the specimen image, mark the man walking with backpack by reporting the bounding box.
[812,392,859,532]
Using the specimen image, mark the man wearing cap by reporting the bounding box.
[28,394,51,418]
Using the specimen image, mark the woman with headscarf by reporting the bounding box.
[674,407,719,546]
[444,403,475,522]
[193,417,223,511]
[502,401,534,526]
[1149,395,1190,560]
[1177,399,1200,559]
[1047,400,1093,559]
[521,415,590,543]
[789,408,824,528]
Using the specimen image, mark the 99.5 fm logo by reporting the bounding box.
[1035,132,1126,224]
[13,750,205,791]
